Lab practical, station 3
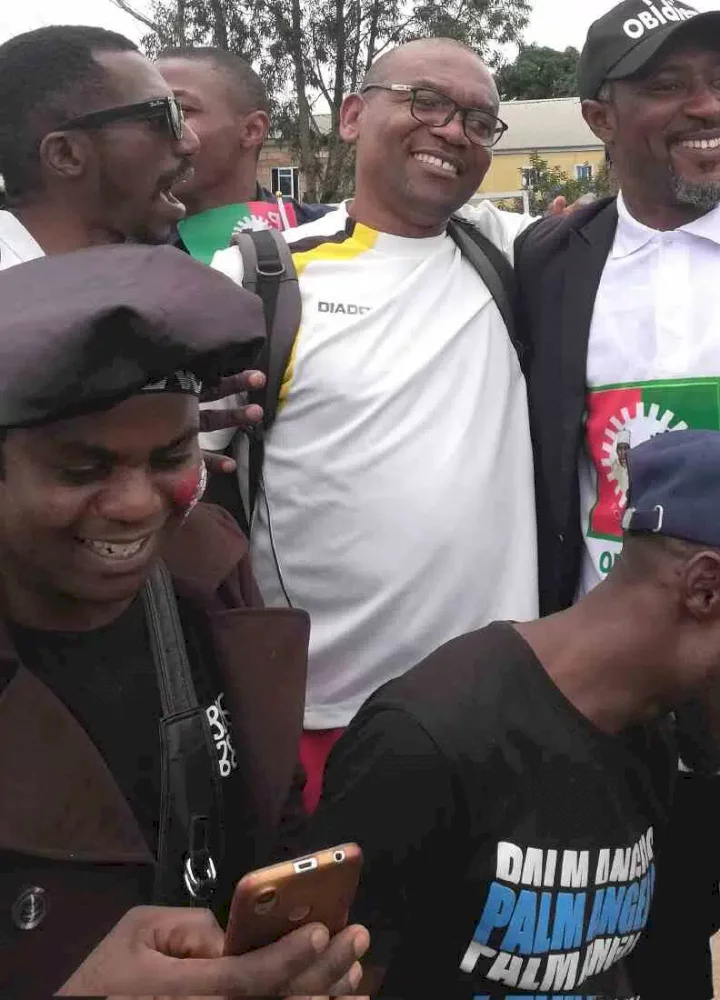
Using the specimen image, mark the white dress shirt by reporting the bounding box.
[579,193,720,596]
[0,210,44,270]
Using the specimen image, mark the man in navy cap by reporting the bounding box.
[0,245,368,996]
[302,428,720,999]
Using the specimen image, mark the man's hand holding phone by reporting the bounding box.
[57,904,369,998]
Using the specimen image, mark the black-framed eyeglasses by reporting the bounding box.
[57,96,185,141]
[361,83,508,148]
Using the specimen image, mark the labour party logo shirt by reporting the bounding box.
[579,194,720,596]
[302,623,673,999]
[206,201,538,729]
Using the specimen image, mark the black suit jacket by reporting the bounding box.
[514,197,619,615]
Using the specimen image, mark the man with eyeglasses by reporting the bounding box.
[205,36,539,812]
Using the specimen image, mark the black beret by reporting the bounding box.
[0,243,265,428]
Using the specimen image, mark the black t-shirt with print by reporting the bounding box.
[10,594,247,897]
[303,623,675,1000]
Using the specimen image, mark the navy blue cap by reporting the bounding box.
[623,430,720,544]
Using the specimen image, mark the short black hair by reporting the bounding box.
[0,25,138,201]
[158,47,270,115]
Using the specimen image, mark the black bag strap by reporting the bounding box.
[229,220,523,521]
[143,562,223,905]
[447,216,527,373]
[230,229,301,518]
[143,561,197,716]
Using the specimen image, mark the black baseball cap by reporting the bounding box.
[578,0,720,100]
[0,243,265,429]
[623,430,720,545]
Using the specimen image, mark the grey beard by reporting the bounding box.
[670,168,720,213]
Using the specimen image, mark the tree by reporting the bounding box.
[112,0,532,201]
[520,151,607,214]
[496,44,579,101]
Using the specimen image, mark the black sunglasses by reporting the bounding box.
[361,84,508,148]
[57,96,185,141]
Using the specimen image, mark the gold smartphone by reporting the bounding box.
[224,843,363,955]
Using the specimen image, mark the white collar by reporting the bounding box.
[612,191,720,259]
[0,210,44,266]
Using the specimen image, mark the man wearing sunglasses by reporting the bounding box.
[0,26,199,261]
[0,25,265,467]
[206,36,540,812]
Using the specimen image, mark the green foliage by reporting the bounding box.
[592,157,618,198]
[496,44,580,101]
[522,150,608,214]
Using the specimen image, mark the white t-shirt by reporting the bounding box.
[579,193,720,596]
[0,210,44,269]
[205,201,538,728]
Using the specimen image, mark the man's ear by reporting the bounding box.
[682,551,720,622]
[38,131,90,182]
[582,98,616,145]
[240,110,270,150]
[339,94,364,144]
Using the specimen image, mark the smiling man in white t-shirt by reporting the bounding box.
[204,37,540,810]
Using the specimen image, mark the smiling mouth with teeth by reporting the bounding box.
[413,152,459,175]
[79,537,148,560]
[678,137,720,151]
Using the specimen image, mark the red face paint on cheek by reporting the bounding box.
[172,462,207,515]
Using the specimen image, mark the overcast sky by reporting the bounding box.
[0,0,717,52]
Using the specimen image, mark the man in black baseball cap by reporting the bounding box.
[577,0,720,100]
[301,428,720,998]
[0,245,369,996]
[579,0,720,220]
[514,2,720,993]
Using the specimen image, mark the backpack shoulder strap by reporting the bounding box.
[229,229,301,517]
[230,228,301,429]
[447,216,527,372]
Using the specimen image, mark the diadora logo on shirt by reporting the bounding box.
[623,0,697,40]
[318,301,372,316]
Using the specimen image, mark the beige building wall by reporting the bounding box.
[257,140,299,194]
[480,149,607,196]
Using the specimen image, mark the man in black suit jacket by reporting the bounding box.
[516,2,720,997]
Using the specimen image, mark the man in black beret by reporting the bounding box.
[304,429,720,999]
[0,245,368,997]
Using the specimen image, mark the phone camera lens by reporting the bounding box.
[254,887,277,914]
[333,850,345,863]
